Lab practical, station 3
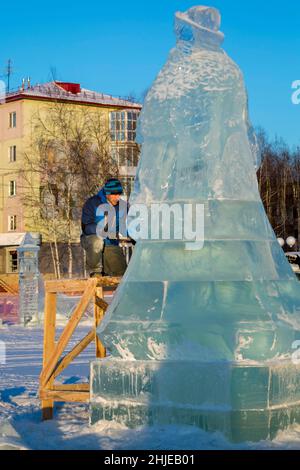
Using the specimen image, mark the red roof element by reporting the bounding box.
[55,82,81,94]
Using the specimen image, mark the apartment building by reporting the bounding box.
[0,81,142,275]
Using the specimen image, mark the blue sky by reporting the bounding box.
[1,0,299,147]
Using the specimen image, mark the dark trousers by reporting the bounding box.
[103,245,127,277]
[81,234,127,277]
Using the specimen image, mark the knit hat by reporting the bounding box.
[104,178,123,195]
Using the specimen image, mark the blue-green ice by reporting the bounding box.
[91,6,300,442]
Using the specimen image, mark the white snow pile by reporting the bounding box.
[0,422,28,450]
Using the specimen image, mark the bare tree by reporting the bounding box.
[257,129,300,249]
[21,101,118,278]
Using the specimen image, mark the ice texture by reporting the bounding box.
[90,359,300,442]
[131,8,259,203]
[92,6,300,440]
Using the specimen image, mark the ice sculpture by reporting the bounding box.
[90,6,300,442]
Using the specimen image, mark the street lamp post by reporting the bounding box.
[278,236,297,251]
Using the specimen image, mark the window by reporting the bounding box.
[9,112,17,128]
[8,250,18,273]
[110,111,139,142]
[9,145,17,162]
[8,215,17,231]
[9,181,16,196]
[111,146,140,167]
[127,112,138,141]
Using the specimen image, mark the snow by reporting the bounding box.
[2,326,300,450]
[0,233,25,247]
[7,82,141,109]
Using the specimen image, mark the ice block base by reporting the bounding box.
[90,358,300,443]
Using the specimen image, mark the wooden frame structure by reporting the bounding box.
[39,277,120,420]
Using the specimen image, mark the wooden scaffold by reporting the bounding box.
[39,277,120,420]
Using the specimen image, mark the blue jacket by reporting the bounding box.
[81,188,127,246]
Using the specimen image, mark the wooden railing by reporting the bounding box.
[0,278,18,294]
[39,277,120,420]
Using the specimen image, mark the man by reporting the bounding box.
[81,178,128,278]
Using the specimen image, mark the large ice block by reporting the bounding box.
[90,5,300,442]
[91,360,300,442]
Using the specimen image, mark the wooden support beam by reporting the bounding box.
[53,384,89,392]
[94,287,106,359]
[52,330,95,379]
[96,277,121,288]
[40,279,97,387]
[44,277,120,293]
[45,279,92,293]
[95,297,108,311]
[40,390,90,403]
[41,292,57,420]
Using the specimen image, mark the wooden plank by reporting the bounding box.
[0,279,18,294]
[40,390,90,403]
[40,278,97,387]
[94,287,106,358]
[53,384,90,392]
[45,279,92,293]
[45,277,120,293]
[42,292,57,368]
[95,297,108,311]
[41,292,57,420]
[41,406,54,420]
[52,330,95,379]
[96,277,121,288]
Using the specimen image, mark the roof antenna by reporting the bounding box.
[27,77,31,89]
[4,59,13,92]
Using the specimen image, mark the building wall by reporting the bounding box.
[0,100,24,140]
[0,100,25,233]
[0,248,5,273]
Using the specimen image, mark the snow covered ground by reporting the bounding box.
[2,325,300,450]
